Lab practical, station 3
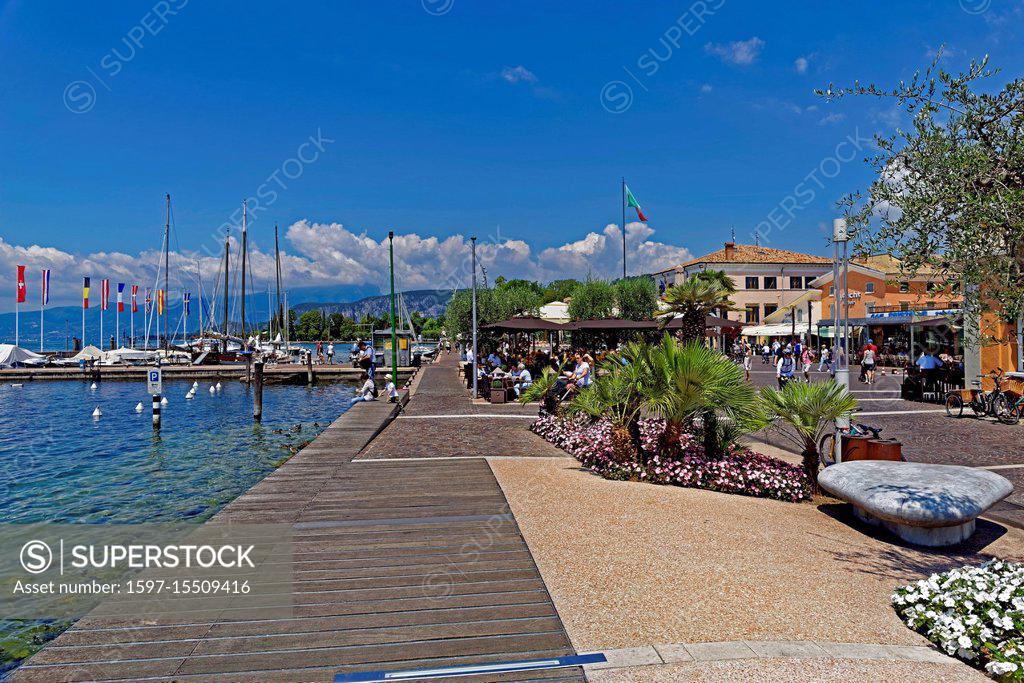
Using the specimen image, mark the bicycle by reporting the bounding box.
[996,392,1024,425]
[944,368,1011,418]
[818,422,882,468]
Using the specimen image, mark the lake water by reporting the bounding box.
[0,377,355,674]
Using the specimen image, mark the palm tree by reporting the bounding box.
[642,335,760,459]
[657,271,736,343]
[519,365,562,412]
[758,380,859,493]
[566,341,657,463]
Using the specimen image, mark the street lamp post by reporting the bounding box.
[833,218,851,462]
[471,237,478,401]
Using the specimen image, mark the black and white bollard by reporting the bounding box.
[152,393,161,430]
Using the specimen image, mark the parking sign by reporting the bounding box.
[147,368,162,395]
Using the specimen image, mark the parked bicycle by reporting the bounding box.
[944,369,1011,419]
[996,392,1024,425]
[818,422,882,468]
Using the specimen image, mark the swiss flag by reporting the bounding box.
[16,265,26,303]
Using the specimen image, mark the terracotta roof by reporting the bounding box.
[853,254,941,276]
[680,244,832,267]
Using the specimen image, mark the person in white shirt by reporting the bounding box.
[382,372,400,403]
[326,343,335,365]
[513,363,532,396]
[349,372,377,405]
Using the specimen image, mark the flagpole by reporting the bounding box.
[15,298,18,347]
[621,178,626,280]
[39,299,44,353]
[131,294,134,349]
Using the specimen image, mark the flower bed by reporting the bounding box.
[892,560,1024,681]
[531,415,811,502]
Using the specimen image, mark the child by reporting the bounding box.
[383,373,400,403]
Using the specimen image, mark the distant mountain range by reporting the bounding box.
[293,289,453,320]
[0,288,454,347]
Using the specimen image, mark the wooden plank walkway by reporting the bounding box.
[14,361,583,682]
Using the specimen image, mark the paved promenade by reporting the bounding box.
[15,356,583,682]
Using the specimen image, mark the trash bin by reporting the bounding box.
[841,434,872,461]
[866,438,904,461]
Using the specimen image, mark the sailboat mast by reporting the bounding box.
[163,193,170,352]
[196,258,203,344]
[222,231,230,354]
[274,224,283,334]
[240,201,247,348]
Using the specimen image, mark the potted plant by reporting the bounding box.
[490,379,507,403]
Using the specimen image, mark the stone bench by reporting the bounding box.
[818,461,1013,547]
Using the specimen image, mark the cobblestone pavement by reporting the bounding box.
[358,355,566,460]
[746,365,1024,529]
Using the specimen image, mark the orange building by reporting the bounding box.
[812,255,960,320]
[810,255,962,364]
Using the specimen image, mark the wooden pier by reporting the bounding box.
[0,365,416,383]
[13,356,583,682]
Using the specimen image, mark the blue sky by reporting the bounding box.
[1,0,1022,309]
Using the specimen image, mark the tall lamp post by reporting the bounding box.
[388,231,398,373]
[471,236,478,400]
[833,217,851,462]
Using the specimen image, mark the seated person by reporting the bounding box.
[349,373,377,405]
[513,363,532,396]
[382,373,400,403]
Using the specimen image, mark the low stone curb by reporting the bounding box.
[580,640,953,671]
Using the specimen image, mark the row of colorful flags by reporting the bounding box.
[15,266,196,349]
[16,268,195,315]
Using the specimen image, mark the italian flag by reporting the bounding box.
[625,185,647,222]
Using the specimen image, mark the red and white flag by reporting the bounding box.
[16,265,26,303]
[101,279,110,311]
[131,285,138,313]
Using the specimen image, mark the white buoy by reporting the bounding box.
[90,382,98,390]
[185,392,193,400]
[92,407,102,418]
[135,402,144,412]
[160,397,168,406]
[209,385,216,394]
[215,382,222,391]
[192,381,199,389]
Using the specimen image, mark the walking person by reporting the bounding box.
[743,343,753,381]
[776,348,796,389]
[861,340,877,385]
[761,343,771,365]
[326,342,334,365]
[818,345,830,372]
[801,345,815,381]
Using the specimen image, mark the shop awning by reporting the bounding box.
[741,322,808,337]
[818,315,956,328]
[482,316,567,331]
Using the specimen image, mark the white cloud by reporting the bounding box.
[794,56,809,74]
[700,83,713,93]
[501,65,538,84]
[704,37,764,65]
[0,222,692,311]
[818,112,845,125]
